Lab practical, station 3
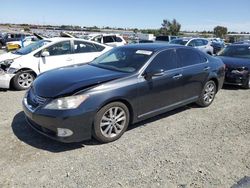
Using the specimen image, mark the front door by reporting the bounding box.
[137,49,184,118]
[39,40,74,73]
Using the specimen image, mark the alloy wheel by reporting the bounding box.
[100,107,126,138]
[17,72,34,88]
[203,82,215,104]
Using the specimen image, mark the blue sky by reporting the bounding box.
[1,0,250,32]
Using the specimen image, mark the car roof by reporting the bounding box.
[48,37,107,45]
[229,44,250,47]
[120,43,188,52]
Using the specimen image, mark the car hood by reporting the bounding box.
[32,64,128,98]
[0,52,21,62]
[218,56,250,69]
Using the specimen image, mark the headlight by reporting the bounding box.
[231,67,248,74]
[0,59,14,66]
[44,95,89,110]
[7,67,18,74]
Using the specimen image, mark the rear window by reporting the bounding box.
[156,36,169,42]
[218,45,250,59]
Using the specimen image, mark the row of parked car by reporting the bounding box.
[0,33,249,144]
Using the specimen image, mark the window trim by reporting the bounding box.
[138,48,181,78]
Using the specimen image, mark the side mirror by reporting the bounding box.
[143,69,164,80]
[41,51,50,57]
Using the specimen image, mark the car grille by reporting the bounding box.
[27,90,48,109]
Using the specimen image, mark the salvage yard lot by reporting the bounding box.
[0,87,249,187]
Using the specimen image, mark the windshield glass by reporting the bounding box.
[170,39,188,45]
[12,40,51,55]
[90,47,154,73]
[218,45,250,59]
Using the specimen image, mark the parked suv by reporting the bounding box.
[86,34,126,47]
[0,32,31,49]
[170,38,214,55]
[23,44,225,143]
[0,38,112,90]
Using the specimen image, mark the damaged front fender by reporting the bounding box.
[0,69,16,89]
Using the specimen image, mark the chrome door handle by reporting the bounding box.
[172,74,183,79]
[66,58,73,61]
[203,66,210,71]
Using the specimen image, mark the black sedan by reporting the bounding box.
[23,44,225,143]
[217,44,250,89]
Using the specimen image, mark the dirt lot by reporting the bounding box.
[0,85,249,187]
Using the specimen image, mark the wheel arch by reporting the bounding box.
[10,68,37,88]
[97,98,135,125]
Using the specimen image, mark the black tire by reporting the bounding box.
[93,102,130,143]
[196,80,217,107]
[0,42,2,49]
[12,71,35,90]
[242,76,250,89]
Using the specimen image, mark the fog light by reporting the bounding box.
[57,128,73,137]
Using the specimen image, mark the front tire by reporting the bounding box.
[12,71,35,90]
[196,80,217,107]
[242,76,250,89]
[93,102,130,143]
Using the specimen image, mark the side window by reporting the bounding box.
[195,39,205,46]
[103,36,115,43]
[45,41,71,56]
[94,44,105,52]
[74,40,97,53]
[146,49,177,71]
[177,48,202,67]
[202,39,208,45]
[188,40,195,47]
[116,36,123,42]
[93,36,102,43]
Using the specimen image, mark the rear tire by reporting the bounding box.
[12,71,35,90]
[242,76,250,89]
[93,102,130,143]
[196,80,217,107]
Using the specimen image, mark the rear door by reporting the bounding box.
[39,40,74,73]
[176,48,210,100]
[137,49,184,117]
[72,40,105,64]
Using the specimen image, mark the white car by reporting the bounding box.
[170,38,214,55]
[0,38,112,90]
[6,36,39,51]
[84,34,126,47]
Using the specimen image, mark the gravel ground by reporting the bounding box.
[0,85,249,187]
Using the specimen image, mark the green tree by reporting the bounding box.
[161,19,181,35]
[214,26,228,38]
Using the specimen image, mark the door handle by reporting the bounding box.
[203,66,210,71]
[66,58,73,61]
[172,74,183,79]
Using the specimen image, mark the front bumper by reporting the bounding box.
[22,99,95,143]
[0,72,15,89]
[224,72,249,86]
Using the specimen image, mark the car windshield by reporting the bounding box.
[170,39,188,45]
[90,47,154,73]
[12,40,51,55]
[218,45,250,59]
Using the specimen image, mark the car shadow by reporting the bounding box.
[12,104,197,152]
[128,105,193,131]
[222,85,244,90]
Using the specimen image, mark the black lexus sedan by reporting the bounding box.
[23,44,225,143]
[217,44,250,89]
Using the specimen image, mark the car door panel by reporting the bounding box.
[39,40,73,73]
[176,48,209,100]
[136,49,185,117]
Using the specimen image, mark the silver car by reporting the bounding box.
[170,38,214,55]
